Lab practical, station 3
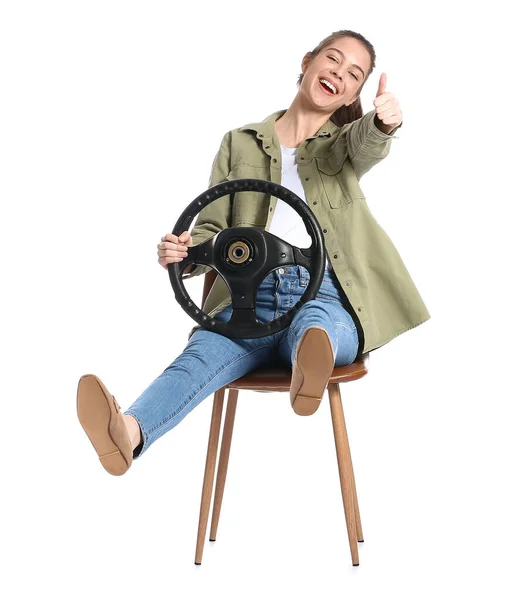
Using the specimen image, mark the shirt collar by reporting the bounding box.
[238,110,339,141]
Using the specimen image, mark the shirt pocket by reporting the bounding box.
[316,152,365,209]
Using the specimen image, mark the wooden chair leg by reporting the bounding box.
[194,387,226,565]
[327,382,360,566]
[330,383,363,541]
[349,444,364,543]
[209,389,239,541]
[330,382,364,542]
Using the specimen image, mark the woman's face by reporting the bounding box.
[300,36,371,112]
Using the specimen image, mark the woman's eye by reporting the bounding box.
[328,55,337,62]
[351,73,358,80]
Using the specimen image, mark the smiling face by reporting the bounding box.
[299,36,371,112]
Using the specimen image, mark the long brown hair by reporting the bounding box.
[297,30,376,127]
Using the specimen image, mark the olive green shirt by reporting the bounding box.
[185,108,430,354]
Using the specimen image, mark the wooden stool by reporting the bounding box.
[193,270,368,566]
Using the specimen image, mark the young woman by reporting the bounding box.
[77,30,430,476]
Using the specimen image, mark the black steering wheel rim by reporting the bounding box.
[168,178,326,338]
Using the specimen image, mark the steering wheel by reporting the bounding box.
[168,178,325,339]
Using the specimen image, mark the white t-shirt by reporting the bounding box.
[268,144,331,270]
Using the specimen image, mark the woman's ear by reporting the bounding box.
[301,52,312,74]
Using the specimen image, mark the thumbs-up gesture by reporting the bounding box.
[372,73,403,134]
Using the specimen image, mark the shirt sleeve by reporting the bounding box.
[182,131,233,279]
[341,109,402,181]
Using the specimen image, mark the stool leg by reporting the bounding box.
[194,387,225,565]
[209,389,239,541]
[327,382,360,566]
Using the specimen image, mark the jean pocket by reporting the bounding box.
[335,318,357,333]
[316,291,342,304]
[316,279,343,304]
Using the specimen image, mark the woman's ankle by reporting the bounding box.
[123,415,142,450]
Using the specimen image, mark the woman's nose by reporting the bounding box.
[330,68,343,81]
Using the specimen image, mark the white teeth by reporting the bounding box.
[320,79,337,94]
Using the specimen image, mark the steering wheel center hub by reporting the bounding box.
[227,240,252,265]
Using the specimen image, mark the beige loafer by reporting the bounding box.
[290,326,335,416]
[77,374,133,475]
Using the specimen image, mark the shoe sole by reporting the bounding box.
[291,327,335,416]
[77,374,132,476]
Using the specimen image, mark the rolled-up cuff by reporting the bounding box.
[370,110,402,139]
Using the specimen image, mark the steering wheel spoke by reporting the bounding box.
[227,307,260,328]
[177,236,218,277]
[190,236,217,269]
[179,247,197,269]
[224,277,258,310]
[293,245,316,270]
[259,230,297,269]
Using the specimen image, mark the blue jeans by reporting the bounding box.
[124,266,359,458]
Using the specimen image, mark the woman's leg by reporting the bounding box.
[275,267,359,367]
[123,314,276,459]
[280,299,359,367]
[274,267,359,415]
[78,271,281,473]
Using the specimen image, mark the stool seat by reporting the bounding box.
[227,353,369,391]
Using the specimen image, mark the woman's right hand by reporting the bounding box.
[157,231,193,270]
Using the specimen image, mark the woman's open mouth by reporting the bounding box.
[319,78,338,95]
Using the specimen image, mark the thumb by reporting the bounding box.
[179,231,192,246]
[376,72,387,97]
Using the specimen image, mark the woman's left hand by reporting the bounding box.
[373,73,403,133]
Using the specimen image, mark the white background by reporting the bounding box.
[1,1,514,598]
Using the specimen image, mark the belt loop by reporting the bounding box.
[300,266,308,287]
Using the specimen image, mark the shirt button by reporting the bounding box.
[333,254,338,259]
[269,207,273,212]
[272,158,277,163]
[313,201,317,205]
[305,177,309,181]
[323,228,328,233]
[265,145,270,149]
[278,268,285,274]
[300,157,305,160]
